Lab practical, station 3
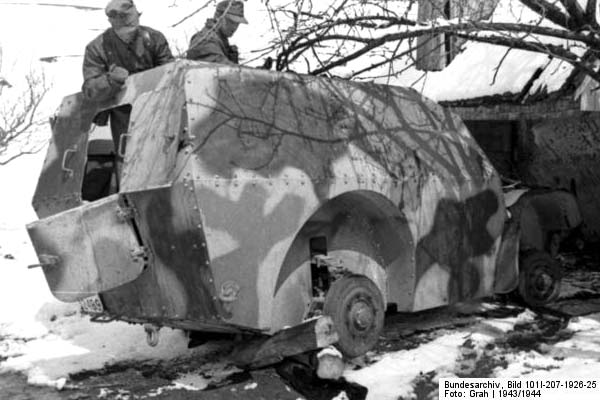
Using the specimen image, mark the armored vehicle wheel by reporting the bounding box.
[323,275,384,358]
[517,251,561,307]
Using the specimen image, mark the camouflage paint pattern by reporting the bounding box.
[27,61,512,334]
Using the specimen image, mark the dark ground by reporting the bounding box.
[2,249,600,400]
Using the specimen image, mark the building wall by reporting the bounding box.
[465,120,517,178]
[465,114,600,239]
[521,115,600,238]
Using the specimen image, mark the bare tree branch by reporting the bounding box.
[0,67,49,165]
[261,0,600,86]
[279,20,600,74]
[492,48,513,85]
[171,1,212,28]
[585,0,600,28]
[519,0,572,29]
[559,0,586,27]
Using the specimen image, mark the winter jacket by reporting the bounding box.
[82,26,173,101]
[186,19,238,64]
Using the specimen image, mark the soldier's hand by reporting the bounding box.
[108,65,129,86]
[229,45,239,64]
[261,57,273,70]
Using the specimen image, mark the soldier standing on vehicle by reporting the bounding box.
[83,0,173,101]
[82,0,173,188]
[186,0,248,64]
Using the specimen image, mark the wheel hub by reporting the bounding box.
[518,251,561,307]
[529,267,554,298]
[349,300,374,331]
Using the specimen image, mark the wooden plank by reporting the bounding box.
[229,316,339,369]
[416,0,447,71]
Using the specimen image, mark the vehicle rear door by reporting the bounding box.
[32,93,96,218]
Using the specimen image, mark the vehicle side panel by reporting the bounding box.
[189,169,321,329]
[182,66,505,330]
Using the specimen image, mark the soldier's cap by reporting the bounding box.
[215,0,248,24]
[105,0,139,18]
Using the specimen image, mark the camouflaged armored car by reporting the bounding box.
[27,60,543,359]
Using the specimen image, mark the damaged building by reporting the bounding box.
[409,0,600,241]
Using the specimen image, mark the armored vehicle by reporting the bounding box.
[27,60,524,359]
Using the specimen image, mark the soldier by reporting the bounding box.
[82,0,173,189]
[83,0,173,101]
[186,0,248,64]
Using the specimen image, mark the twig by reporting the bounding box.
[171,2,211,28]
[492,48,512,85]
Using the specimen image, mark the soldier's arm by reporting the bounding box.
[186,34,234,64]
[82,42,122,101]
[153,31,175,66]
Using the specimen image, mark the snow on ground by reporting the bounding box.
[346,332,470,399]
[496,315,600,381]
[345,310,600,400]
[0,148,196,388]
[0,1,281,392]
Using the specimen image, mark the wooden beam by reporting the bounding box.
[444,97,583,121]
[229,316,339,369]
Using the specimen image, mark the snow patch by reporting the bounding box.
[345,333,467,400]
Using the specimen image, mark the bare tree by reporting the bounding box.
[253,0,600,82]
[0,46,49,165]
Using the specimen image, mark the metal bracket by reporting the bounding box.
[144,323,160,347]
[306,292,325,320]
[312,254,346,280]
[218,281,240,320]
[219,280,240,303]
[305,256,347,320]
[28,254,61,269]
[130,246,148,263]
[116,205,136,222]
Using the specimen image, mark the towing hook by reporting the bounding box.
[144,324,160,347]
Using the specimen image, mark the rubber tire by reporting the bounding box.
[323,275,384,358]
[517,251,561,307]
